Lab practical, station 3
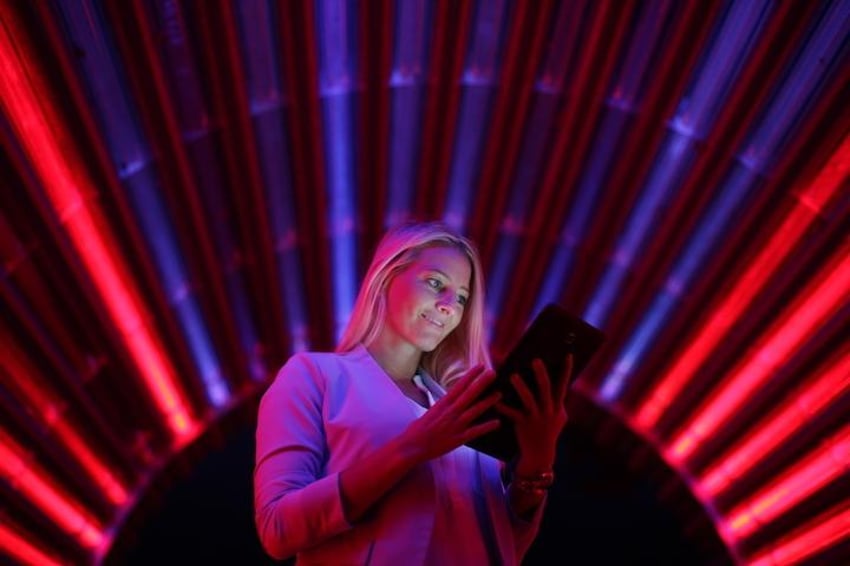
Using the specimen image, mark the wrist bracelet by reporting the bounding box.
[513,470,555,493]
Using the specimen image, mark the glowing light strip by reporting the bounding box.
[0,13,194,437]
[740,0,850,166]
[386,0,429,226]
[530,112,621,318]
[675,0,771,137]
[532,0,675,318]
[316,0,358,341]
[668,242,850,461]
[0,523,63,566]
[0,430,104,548]
[637,134,850,429]
[443,0,508,230]
[3,333,128,504]
[721,424,850,540]
[583,0,774,329]
[599,162,762,401]
[151,1,267,382]
[582,129,695,328]
[748,505,850,566]
[699,349,850,497]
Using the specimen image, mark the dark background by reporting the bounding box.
[104,393,734,566]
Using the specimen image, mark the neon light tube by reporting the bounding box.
[637,133,850,429]
[4,334,127,504]
[722,424,850,540]
[748,504,850,566]
[668,239,850,462]
[700,348,850,497]
[0,430,104,548]
[0,17,195,438]
[443,0,509,230]
[386,0,430,226]
[0,523,63,566]
[316,0,358,340]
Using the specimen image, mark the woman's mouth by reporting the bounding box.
[420,313,445,328]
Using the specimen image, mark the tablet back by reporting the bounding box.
[465,303,606,461]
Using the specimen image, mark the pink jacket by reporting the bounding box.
[254,345,545,565]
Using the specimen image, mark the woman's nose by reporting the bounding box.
[437,296,456,314]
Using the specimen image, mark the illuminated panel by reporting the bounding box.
[52,1,230,404]
[699,348,850,497]
[0,523,63,566]
[315,0,358,340]
[488,1,581,320]
[748,505,850,566]
[0,9,194,437]
[737,0,850,168]
[3,335,128,504]
[721,424,850,540]
[582,0,772,329]
[532,1,704,321]
[386,0,430,227]
[668,243,850,461]
[601,157,778,403]
[233,0,309,352]
[637,133,850,429]
[442,0,508,231]
[0,430,104,548]
[148,0,265,380]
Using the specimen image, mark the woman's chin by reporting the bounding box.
[415,336,443,353]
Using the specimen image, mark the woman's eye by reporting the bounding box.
[426,278,442,289]
[458,295,468,307]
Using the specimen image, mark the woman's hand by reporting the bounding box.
[338,365,500,525]
[399,364,502,463]
[496,354,573,472]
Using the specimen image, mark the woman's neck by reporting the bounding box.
[365,335,421,382]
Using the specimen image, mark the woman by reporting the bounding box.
[254,221,571,564]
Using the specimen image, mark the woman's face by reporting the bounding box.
[381,245,472,353]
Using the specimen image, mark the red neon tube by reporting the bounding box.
[3,336,128,504]
[0,431,104,548]
[637,134,850,430]
[722,424,850,540]
[0,5,194,438]
[668,242,850,461]
[0,523,63,566]
[699,348,850,497]
[748,504,850,566]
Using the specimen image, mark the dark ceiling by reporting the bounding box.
[1,1,849,565]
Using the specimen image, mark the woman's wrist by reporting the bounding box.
[512,470,555,495]
[507,469,552,517]
[510,452,556,499]
[513,452,555,477]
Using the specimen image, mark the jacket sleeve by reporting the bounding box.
[502,461,548,561]
[254,354,353,560]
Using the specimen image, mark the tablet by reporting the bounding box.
[465,303,606,462]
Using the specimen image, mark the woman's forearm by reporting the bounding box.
[338,432,428,523]
[508,482,546,517]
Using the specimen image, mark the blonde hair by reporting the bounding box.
[336,221,491,386]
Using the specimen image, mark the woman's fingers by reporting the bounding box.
[555,352,574,403]
[452,366,498,406]
[532,359,553,413]
[493,401,523,422]
[463,419,501,442]
[445,364,485,395]
[509,373,537,412]
[460,391,502,423]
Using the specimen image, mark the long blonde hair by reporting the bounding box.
[336,221,491,386]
